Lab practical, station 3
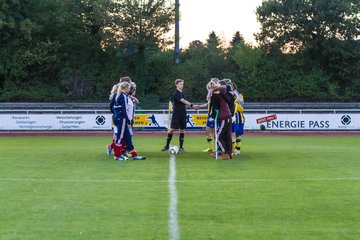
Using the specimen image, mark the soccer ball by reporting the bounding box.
[169,146,179,155]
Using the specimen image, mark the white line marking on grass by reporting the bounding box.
[0,178,168,183]
[182,177,360,182]
[1,177,360,183]
[168,154,180,240]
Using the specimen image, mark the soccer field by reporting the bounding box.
[1,134,360,240]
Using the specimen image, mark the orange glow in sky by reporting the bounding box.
[179,0,263,47]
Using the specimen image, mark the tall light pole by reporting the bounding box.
[175,0,180,64]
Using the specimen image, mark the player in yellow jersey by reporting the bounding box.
[201,79,220,152]
[231,82,245,155]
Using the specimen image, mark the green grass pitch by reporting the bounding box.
[0,134,360,240]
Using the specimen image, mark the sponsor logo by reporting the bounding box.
[256,114,277,124]
[134,114,152,127]
[190,114,208,126]
[341,115,351,125]
[266,120,330,129]
[95,115,106,125]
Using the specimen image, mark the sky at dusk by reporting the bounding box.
[178,0,263,47]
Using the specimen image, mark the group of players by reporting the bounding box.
[107,77,244,161]
[161,78,245,160]
[107,76,146,161]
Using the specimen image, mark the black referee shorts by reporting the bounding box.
[170,113,187,130]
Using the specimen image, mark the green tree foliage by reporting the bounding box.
[226,42,261,99]
[256,0,360,52]
[177,32,228,102]
[230,31,244,47]
[106,0,175,98]
[255,0,360,100]
[0,0,63,100]
[55,0,117,100]
[0,0,359,103]
[112,0,174,50]
[0,0,175,102]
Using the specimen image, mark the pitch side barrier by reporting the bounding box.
[1,106,360,131]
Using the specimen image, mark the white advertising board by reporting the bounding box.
[245,113,359,130]
[0,114,112,130]
[0,113,359,130]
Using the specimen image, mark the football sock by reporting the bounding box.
[121,144,128,155]
[232,140,236,152]
[207,137,213,148]
[130,149,138,157]
[179,133,184,148]
[113,144,123,158]
[236,136,242,150]
[166,133,173,147]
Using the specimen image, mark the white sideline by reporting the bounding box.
[168,154,180,240]
[1,177,360,183]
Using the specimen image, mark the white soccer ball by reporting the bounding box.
[169,146,179,155]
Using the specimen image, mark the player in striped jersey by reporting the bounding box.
[202,78,220,152]
[231,82,245,155]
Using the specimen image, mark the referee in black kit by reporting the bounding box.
[161,79,198,152]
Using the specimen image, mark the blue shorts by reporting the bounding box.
[232,122,244,136]
[206,115,215,128]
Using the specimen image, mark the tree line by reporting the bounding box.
[1,0,359,108]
